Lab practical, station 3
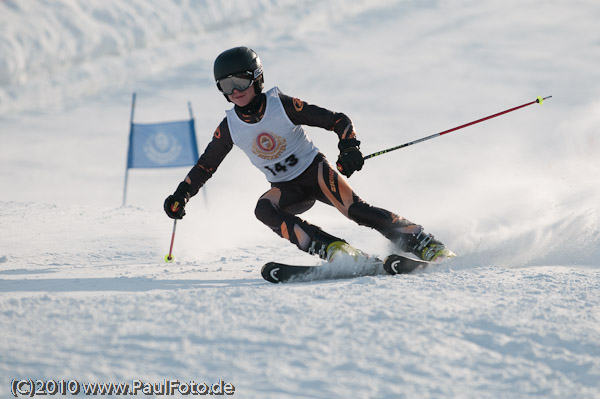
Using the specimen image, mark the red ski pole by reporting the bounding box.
[165,219,177,263]
[363,95,552,160]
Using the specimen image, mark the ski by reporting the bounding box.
[261,253,431,283]
[383,254,431,275]
[261,263,317,283]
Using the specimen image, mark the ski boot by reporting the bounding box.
[396,229,456,262]
[412,231,456,262]
[307,230,364,262]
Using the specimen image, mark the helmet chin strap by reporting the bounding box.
[254,75,264,93]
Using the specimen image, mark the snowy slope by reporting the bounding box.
[1,0,600,398]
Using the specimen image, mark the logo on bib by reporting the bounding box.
[252,132,286,160]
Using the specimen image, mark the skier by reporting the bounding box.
[164,46,455,262]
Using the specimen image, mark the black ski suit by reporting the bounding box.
[184,89,424,254]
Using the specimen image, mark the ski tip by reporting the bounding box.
[261,262,281,283]
[383,254,429,275]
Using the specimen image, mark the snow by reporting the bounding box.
[1,0,599,398]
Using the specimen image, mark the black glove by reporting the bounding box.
[164,181,191,219]
[336,138,364,178]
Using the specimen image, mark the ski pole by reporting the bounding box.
[363,95,552,160]
[165,219,178,263]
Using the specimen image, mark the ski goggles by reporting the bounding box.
[217,73,254,95]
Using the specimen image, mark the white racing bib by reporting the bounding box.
[226,87,318,182]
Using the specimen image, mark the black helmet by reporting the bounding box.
[213,47,264,100]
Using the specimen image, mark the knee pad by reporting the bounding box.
[347,201,390,229]
[254,198,281,228]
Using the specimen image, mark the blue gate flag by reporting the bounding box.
[127,120,199,168]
